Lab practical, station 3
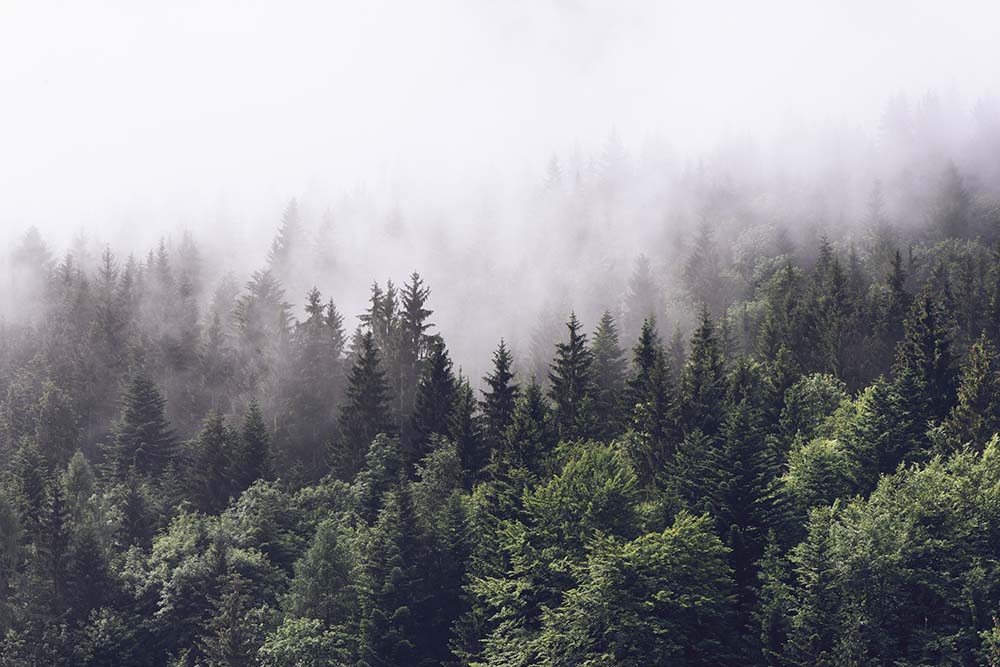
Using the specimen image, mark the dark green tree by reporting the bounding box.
[337,332,392,480]
[590,311,627,439]
[104,373,175,478]
[411,337,457,462]
[480,339,519,453]
[548,313,594,441]
[680,306,727,437]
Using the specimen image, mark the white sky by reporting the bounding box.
[1,0,998,239]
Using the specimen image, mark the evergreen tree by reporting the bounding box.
[590,311,627,439]
[104,373,175,478]
[231,399,274,492]
[202,574,260,667]
[357,488,423,667]
[34,381,78,470]
[680,306,727,437]
[268,198,302,280]
[548,313,594,441]
[480,339,518,452]
[943,332,1000,449]
[623,318,677,486]
[450,375,484,481]
[497,377,554,475]
[337,332,392,480]
[286,519,357,627]
[399,272,434,441]
[887,291,956,459]
[411,337,457,462]
[624,255,659,343]
[186,411,237,514]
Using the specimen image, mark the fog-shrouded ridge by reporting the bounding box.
[2,0,999,380]
[7,3,1000,665]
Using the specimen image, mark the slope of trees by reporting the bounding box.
[2,176,1000,666]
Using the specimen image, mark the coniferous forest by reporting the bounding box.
[5,3,1000,665]
[4,150,1000,667]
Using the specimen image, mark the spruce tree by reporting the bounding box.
[943,332,1000,449]
[590,311,627,440]
[480,339,518,452]
[498,377,554,475]
[358,488,422,667]
[337,332,392,480]
[548,313,594,441]
[231,398,273,492]
[199,574,260,667]
[411,337,457,462]
[887,291,956,459]
[680,306,727,437]
[451,375,484,481]
[185,411,236,514]
[399,272,434,440]
[105,373,175,478]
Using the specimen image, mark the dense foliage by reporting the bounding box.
[3,165,1000,666]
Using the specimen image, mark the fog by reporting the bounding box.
[2,0,1000,378]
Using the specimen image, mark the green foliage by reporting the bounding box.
[336,331,392,480]
[548,313,595,441]
[105,373,175,478]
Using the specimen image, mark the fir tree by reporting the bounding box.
[887,291,956,459]
[480,339,519,452]
[590,311,627,440]
[337,332,392,480]
[411,337,457,463]
[231,399,273,492]
[680,306,727,437]
[399,272,434,442]
[451,375,484,481]
[104,373,175,478]
[185,411,237,514]
[548,313,594,441]
[943,332,1000,449]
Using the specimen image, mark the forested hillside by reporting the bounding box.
[3,160,1000,666]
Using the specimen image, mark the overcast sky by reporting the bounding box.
[1,0,998,241]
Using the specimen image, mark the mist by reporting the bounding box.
[3,0,1000,379]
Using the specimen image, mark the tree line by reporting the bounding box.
[2,188,1000,665]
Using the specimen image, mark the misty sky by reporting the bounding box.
[2,0,999,243]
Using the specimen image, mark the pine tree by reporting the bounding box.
[104,373,175,478]
[548,313,594,441]
[231,399,273,493]
[35,381,80,468]
[0,491,22,621]
[202,574,260,667]
[680,306,727,437]
[286,519,357,627]
[399,272,434,442]
[590,311,627,440]
[39,479,70,609]
[624,318,677,485]
[480,339,518,452]
[337,332,392,480]
[287,287,344,465]
[62,450,96,525]
[11,438,49,535]
[451,375,484,481]
[887,291,956,459]
[943,333,1000,449]
[358,488,422,667]
[185,411,237,514]
[498,377,554,475]
[411,337,457,463]
[268,198,302,280]
[624,255,659,343]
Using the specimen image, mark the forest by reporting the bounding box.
[3,128,1000,666]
